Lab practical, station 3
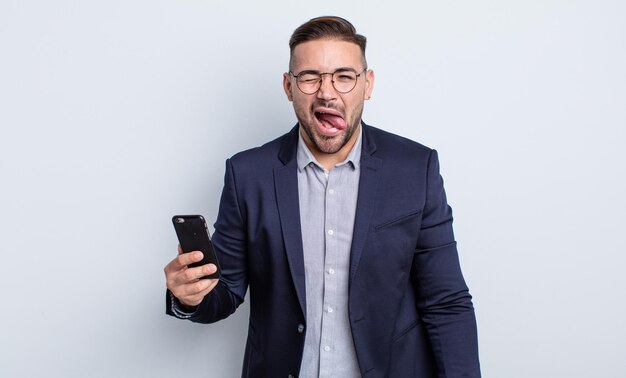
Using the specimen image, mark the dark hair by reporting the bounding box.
[289,16,367,70]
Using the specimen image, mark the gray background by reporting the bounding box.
[1,1,625,377]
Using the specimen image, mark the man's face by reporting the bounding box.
[283,39,374,157]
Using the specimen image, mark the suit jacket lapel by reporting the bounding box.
[350,124,382,283]
[272,124,382,311]
[274,126,307,316]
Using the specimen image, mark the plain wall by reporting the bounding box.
[1,1,625,377]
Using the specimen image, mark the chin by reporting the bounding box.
[313,133,349,154]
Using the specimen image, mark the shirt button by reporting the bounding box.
[327,229,334,235]
[327,306,334,313]
[297,324,305,333]
[328,189,335,194]
[323,345,331,352]
[327,268,335,275]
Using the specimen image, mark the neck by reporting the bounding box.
[301,124,361,171]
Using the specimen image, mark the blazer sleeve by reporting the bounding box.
[412,149,481,377]
[166,158,249,323]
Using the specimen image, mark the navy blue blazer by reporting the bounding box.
[167,123,480,377]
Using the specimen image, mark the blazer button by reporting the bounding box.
[288,374,295,378]
[297,324,305,333]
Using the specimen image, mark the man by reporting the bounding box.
[165,16,481,378]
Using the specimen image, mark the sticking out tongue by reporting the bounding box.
[316,112,346,130]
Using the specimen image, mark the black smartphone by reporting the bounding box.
[172,215,221,279]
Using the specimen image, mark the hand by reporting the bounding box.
[164,245,219,308]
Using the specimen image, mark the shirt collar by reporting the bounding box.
[296,126,362,172]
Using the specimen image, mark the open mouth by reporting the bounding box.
[314,110,346,135]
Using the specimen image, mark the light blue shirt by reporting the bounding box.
[297,128,362,378]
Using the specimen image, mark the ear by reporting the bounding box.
[283,72,294,102]
[364,69,375,100]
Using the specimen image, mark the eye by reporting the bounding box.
[298,74,320,83]
[335,73,356,82]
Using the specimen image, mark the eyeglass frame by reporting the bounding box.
[289,67,368,95]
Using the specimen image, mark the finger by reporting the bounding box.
[183,279,219,306]
[205,277,219,293]
[164,251,203,278]
[177,263,216,284]
[164,256,183,274]
[175,250,204,268]
[177,244,183,255]
[166,265,202,295]
[177,278,220,306]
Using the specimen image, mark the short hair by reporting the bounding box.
[289,16,367,70]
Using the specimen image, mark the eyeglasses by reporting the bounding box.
[289,68,367,95]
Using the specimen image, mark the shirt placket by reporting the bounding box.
[319,166,341,376]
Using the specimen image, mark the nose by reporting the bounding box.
[316,73,337,100]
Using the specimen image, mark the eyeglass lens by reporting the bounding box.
[296,70,360,94]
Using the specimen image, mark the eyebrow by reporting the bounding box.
[297,67,358,75]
